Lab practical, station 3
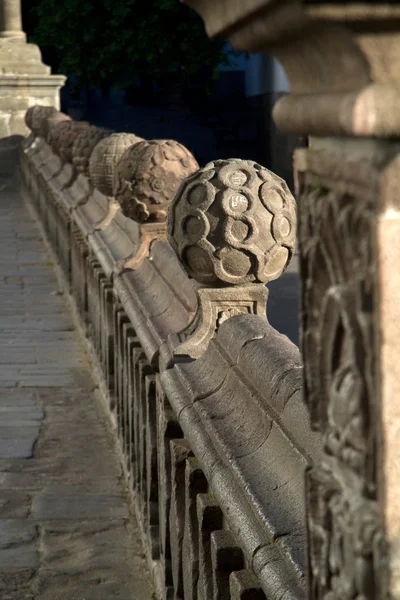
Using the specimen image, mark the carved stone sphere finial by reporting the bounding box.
[89,133,143,197]
[168,159,296,286]
[72,126,112,176]
[113,139,199,224]
[25,106,57,137]
[41,112,71,142]
[48,120,90,164]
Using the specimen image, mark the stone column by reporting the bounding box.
[0,0,65,144]
[0,0,26,41]
[183,1,400,598]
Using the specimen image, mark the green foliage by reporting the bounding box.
[31,0,227,89]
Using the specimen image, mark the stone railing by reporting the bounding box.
[19,105,321,600]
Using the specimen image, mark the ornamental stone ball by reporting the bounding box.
[167,159,296,286]
[72,126,111,176]
[113,139,199,224]
[41,111,71,142]
[89,133,143,197]
[25,106,57,137]
[48,120,90,164]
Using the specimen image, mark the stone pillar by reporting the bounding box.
[0,0,26,40]
[0,0,65,141]
[183,1,400,598]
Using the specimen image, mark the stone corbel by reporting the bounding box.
[114,221,167,274]
[171,284,268,359]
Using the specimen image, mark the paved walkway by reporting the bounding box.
[0,183,152,599]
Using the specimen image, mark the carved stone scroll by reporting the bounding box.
[114,222,167,274]
[293,141,397,597]
[296,177,387,599]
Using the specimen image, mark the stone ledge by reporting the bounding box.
[0,75,66,87]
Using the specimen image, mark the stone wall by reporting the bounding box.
[181,1,400,597]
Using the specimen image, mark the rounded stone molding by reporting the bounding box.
[113,139,199,224]
[89,133,143,197]
[48,120,90,164]
[167,159,296,286]
[72,126,111,176]
[25,106,57,137]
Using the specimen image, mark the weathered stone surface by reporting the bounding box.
[114,139,198,223]
[182,457,208,600]
[20,101,306,600]
[0,0,65,139]
[0,0,26,40]
[25,105,57,137]
[183,2,400,597]
[166,158,296,358]
[168,158,296,286]
[0,77,65,138]
[48,119,90,164]
[71,125,111,176]
[0,491,33,518]
[40,111,70,142]
[0,44,47,74]
[89,132,143,197]
[0,183,153,599]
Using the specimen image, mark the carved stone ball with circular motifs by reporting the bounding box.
[41,111,71,142]
[113,139,199,224]
[25,106,57,137]
[72,126,112,176]
[48,120,90,164]
[167,159,296,286]
[89,133,144,197]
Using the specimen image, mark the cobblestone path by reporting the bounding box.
[0,183,152,599]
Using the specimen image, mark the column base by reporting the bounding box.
[0,41,66,138]
[0,42,50,75]
[0,31,26,41]
[0,75,66,138]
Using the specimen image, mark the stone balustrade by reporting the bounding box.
[19,106,321,600]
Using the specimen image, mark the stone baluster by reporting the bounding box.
[0,0,25,41]
[183,0,400,597]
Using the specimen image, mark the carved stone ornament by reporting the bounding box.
[41,111,71,143]
[72,126,111,176]
[48,120,90,164]
[114,222,167,274]
[89,133,143,197]
[113,139,199,224]
[168,159,296,286]
[25,105,57,137]
[167,159,296,358]
[299,186,388,599]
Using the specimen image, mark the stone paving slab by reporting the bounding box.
[0,184,153,599]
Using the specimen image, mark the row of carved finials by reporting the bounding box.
[26,105,297,358]
[26,104,296,287]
